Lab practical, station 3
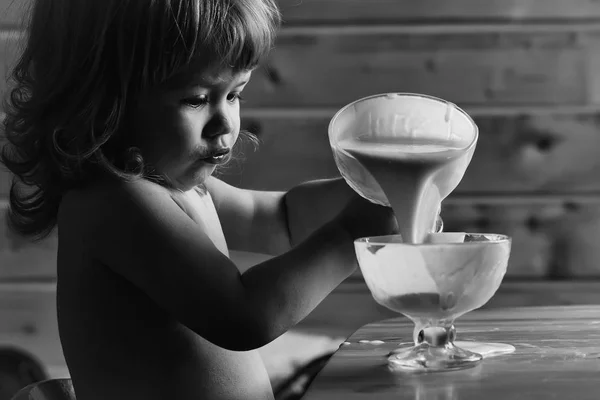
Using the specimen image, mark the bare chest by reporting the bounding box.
[57,260,273,399]
[174,188,229,256]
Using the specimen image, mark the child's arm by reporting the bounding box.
[284,178,359,245]
[206,176,361,255]
[80,179,394,352]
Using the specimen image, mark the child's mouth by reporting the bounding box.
[202,148,230,165]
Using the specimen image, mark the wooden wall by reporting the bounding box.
[1,1,600,279]
[1,1,600,397]
[222,0,600,279]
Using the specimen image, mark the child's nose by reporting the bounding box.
[203,111,232,138]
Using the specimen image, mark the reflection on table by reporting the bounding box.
[302,305,600,400]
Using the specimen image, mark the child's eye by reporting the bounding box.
[182,95,208,108]
[227,92,244,103]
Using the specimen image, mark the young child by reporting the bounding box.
[1,0,398,399]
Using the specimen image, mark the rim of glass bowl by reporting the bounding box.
[327,92,479,152]
[355,233,511,247]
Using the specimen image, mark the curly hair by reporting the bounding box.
[0,0,281,240]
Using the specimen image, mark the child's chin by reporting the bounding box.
[190,165,216,185]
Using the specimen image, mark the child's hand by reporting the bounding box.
[336,195,398,240]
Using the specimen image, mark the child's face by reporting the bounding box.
[131,62,252,191]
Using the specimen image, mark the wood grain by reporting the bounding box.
[441,199,600,278]
[278,0,600,24]
[5,1,600,27]
[6,0,600,28]
[229,198,600,279]
[4,111,600,197]
[2,7,600,109]
[225,113,600,193]
[0,31,22,99]
[3,193,600,280]
[0,201,57,280]
[303,305,600,400]
[299,279,600,340]
[242,28,600,108]
[0,0,29,28]
[0,283,65,377]
[2,280,600,396]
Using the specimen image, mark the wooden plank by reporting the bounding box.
[303,305,600,400]
[242,28,600,107]
[439,200,600,278]
[242,104,600,119]
[0,169,10,197]
[223,113,600,278]
[0,201,57,280]
[4,105,600,280]
[271,279,600,382]
[0,0,29,28]
[324,198,600,278]
[228,197,600,281]
[1,24,599,109]
[225,113,600,193]
[0,120,600,280]
[1,280,599,400]
[294,279,600,375]
[0,31,21,107]
[280,23,600,35]
[468,113,600,192]
[1,194,599,279]
[5,0,600,27]
[278,0,600,24]
[0,283,65,377]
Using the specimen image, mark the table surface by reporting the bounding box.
[302,305,600,400]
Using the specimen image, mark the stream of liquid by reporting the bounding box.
[339,136,466,243]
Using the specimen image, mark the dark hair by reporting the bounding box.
[0,0,281,240]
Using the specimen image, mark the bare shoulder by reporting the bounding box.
[57,177,232,289]
[60,178,169,226]
[58,178,182,254]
